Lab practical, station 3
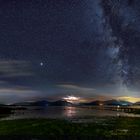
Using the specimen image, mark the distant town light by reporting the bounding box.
[99,103,103,106]
[117,105,120,108]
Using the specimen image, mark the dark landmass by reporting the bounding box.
[104,100,132,106]
[0,106,12,114]
[49,100,73,106]
[0,106,12,119]
[134,102,140,105]
[81,100,103,106]
[11,99,133,107]
[11,100,73,107]
[81,100,132,106]
[12,102,33,106]
[31,100,50,106]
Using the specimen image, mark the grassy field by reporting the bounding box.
[0,117,140,139]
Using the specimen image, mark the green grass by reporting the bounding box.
[0,117,140,139]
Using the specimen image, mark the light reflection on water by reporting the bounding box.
[1,106,140,121]
[64,106,76,117]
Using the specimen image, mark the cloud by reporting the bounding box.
[0,88,36,95]
[117,96,140,103]
[0,86,40,104]
[58,84,96,92]
[56,84,113,100]
[0,60,33,78]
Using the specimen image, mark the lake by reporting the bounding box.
[1,106,140,121]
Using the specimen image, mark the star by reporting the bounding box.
[40,62,44,66]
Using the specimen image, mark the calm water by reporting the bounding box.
[1,106,140,121]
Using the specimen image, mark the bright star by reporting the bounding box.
[40,62,44,66]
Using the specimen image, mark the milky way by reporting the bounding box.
[100,0,140,89]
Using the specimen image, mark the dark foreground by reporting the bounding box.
[0,117,140,140]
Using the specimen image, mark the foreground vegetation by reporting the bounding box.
[0,117,140,139]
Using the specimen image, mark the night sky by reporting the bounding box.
[0,0,140,103]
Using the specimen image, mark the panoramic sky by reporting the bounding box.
[0,0,140,103]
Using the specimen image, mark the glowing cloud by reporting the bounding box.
[63,95,80,103]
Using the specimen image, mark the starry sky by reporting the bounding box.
[0,0,140,103]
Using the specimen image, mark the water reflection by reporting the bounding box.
[64,106,76,117]
[1,106,140,121]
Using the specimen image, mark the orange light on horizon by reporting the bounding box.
[117,96,140,103]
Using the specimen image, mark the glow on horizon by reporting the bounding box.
[62,95,140,104]
[63,95,80,103]
[117,96,140,103]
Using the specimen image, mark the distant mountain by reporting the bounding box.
[81,100,103,106]
[12,100,50,107]
[49,100,73,106]
[104,100,121,106]
[12,99,133,107]
[12,102,32,106]
[12,100,72,107]
[119,100,133,106]
[134,102,140,105]
[80,100,132,106]
[104,100,132,106]
[31,100,50,106]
